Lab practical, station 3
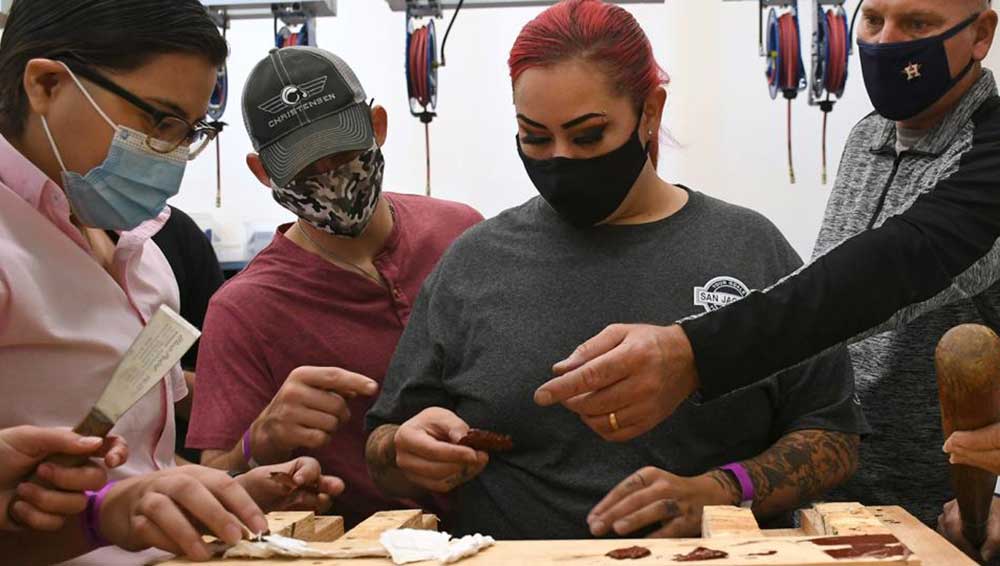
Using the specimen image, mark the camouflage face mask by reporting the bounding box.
[273,143,386,238]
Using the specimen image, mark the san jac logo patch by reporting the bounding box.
[694,276,750,313]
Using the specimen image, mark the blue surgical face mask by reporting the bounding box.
[40,63,189,231]
[858,13,981,122]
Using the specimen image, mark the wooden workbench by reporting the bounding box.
[157,503,975,566]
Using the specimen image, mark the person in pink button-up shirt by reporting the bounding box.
[0,2,346,565]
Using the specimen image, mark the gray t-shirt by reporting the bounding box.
[367,189,867,540]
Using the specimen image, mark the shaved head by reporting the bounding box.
[950,0,989,10]
[958,0,989,11]
[860,1,994,35]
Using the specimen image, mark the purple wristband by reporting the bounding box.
[719,463,754,506]
[83,481,116,548]
[242,428,259,469]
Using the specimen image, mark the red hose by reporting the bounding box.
[820,9,848,185]
[779,13,799,91]
[775,12,800,184]
[415,28,424,103]
[407,22,434,194]
[419,29,429,105]
[408,25,432,108]
[824,10,848,94]
[408,28,419,103]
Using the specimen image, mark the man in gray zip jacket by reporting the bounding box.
[529,0,1000,560]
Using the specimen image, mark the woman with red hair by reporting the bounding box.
[366,0,865,540]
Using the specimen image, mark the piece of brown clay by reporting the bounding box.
[458,429,513,452]
[605,546,652,560]
[673,547,729,562]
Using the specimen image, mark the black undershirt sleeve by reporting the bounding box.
[151,207,224,368]
[682,98,1000,400]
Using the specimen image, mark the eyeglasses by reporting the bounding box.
[60,61,224,160]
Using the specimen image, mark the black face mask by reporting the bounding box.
[517,123,650,228]
[858,12,980,122]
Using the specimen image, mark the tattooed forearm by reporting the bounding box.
[365,425,426,499]
[706,468,743,507]
[366,424,399,469]
[741,430,859,518]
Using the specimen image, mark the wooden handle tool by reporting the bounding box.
[936,323,1000,547]
[31,412,116,481]
[6,307,199,528]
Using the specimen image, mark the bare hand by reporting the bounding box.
[587,467,737,538]
[535,324,699,442]
[100,466,269,562]
[0,426,128,532]
[944,423,1000,474]
[393,408,488,493]
[237,457,345,515]
[251,366,378,463]
[937,497,1000,562]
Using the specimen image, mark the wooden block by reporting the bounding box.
[766,528,806,537]
[264,511,314,538]
[421,513,440,531]
[298,516,344,542]
[339,509,424,542]
[799,508,827,535]
[815,502,892,536]
[328,534,923,565]
[166,534,922,565]
[284,509,423,560]
[702,505,762,538]
[872,506,977,566]
[160,505,969,566]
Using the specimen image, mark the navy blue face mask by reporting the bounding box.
[858,12,981,121]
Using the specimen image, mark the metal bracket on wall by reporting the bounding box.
[201,1,336,23]
[720,0,796,4]
[720,1,844,6]
[387,0,662,11]
[405,0,443,19]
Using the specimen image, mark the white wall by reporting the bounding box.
[987,20,1000,71]
[662,0,872,258]
[171,0,999,261]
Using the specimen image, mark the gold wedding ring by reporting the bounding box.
[609,412,620,432]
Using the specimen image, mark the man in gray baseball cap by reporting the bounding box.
[244,46,375,194]
[245,46,383,237]
[186,47,483,527]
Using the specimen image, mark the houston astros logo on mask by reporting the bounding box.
[902,62,922,81]
[694,276,751,313]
